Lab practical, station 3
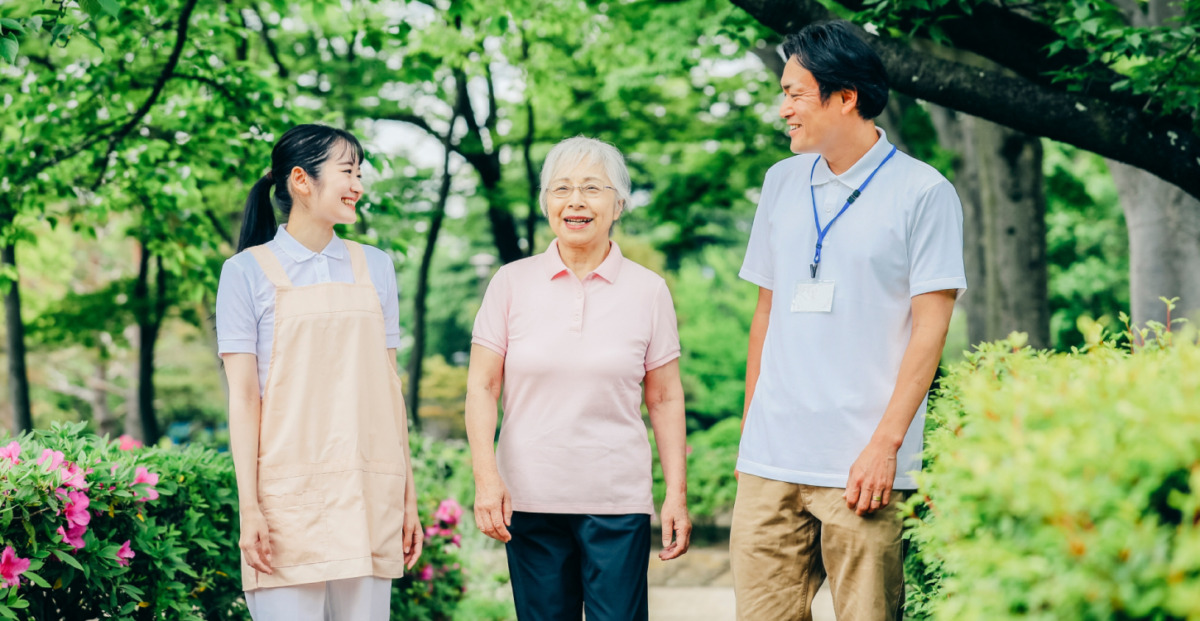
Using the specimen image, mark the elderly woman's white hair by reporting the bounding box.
[539,136,632,216]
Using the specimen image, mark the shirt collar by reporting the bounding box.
[274,225,347,262]
[810,127,893,188]
[541,239,624,283]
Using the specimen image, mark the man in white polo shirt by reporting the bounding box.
[730,21,966,621]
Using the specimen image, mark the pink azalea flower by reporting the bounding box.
[116,540,135,567]
[37,449,64,471]
[0,546,30,588]
[59,462,90,490]
[417,565,434,581]
[425,526,439,539]
[63,491,91,528]
[434,499,463,527]
[0,441,20,466]
[117,435,143,451]
[57,523,87,550]
[451,534,462,547]
[131,467,159,502]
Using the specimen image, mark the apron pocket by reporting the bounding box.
[363,471,407,562]
[261,490,330,568]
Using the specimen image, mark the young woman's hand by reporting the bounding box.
[473,472,513,543]
[403,504,424,569]
[239,507,273,574]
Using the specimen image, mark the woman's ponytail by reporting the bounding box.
[237,173,277,252]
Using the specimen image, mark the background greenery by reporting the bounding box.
[1,0,1197,618]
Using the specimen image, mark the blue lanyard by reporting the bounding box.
[809,145,898,279]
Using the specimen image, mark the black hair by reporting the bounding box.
[782,21,889,120]
[237,124,366,252]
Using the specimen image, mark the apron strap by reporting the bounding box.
[343,240,372,285]
[247,245,294,288]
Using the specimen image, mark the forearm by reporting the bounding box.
[465,390,501,477]
[742,287,772,431]
[648,396,687,496]
[873,325,949,450]
[387,349,418,503]
[228,394,262,511]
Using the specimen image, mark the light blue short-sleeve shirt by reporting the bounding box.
[738,129,967,489]
[215,226,401,394]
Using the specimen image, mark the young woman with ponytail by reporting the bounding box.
[215,124,422,619]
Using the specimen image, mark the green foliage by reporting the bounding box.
[1043,142,1129,351]
[904,326,1200,620]
[671,246,758,431]
[0,424,470,620]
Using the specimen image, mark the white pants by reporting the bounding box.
[245,576,392,621]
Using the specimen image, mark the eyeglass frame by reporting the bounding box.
[545,183,616,199]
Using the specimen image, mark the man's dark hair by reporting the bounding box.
[782,21,889,120]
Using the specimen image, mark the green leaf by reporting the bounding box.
[0,18,24,34]
[98,0,121,17]
[21,572,49,589]
[0,36,17,65]
[50,548,84,571]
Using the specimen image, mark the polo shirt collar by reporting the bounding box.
[275,225,347,262]
[811,127,893,188]
[542,239,624,283]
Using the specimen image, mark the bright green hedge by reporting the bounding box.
[0,424,467,620]
[905,328,1200,620]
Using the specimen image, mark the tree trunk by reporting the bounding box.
[132,245,163,444]
[1106,0,1200,327]
[406,122,457,430]
[930,107,1049,347]
[2,240,32,433]
[1108,162,1200,326]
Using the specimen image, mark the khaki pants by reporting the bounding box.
[730,473,906,621]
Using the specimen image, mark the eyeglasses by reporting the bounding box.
[547,183,615,199]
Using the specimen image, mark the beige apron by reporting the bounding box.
[241,240,410,591]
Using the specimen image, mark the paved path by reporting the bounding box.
[648,547,835,620]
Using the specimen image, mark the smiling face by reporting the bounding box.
[291,141,364,226]
[779,57,857,155]
[545,160,623,252]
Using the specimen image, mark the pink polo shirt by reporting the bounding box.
[472,240,680,515]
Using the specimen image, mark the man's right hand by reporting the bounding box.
[239,507,273,574]
[474,474,513,543]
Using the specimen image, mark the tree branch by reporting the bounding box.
[91,0,200,190]
[251,4,288,79]
[729,0,1200,199]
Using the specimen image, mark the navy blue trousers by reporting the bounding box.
[505,512,650,621]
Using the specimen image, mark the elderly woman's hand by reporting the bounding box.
[658,490,692,561]
[474,472,513,543]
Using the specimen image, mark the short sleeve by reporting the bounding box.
[908,180,968,298]
[471,267,510,357]
[739,170,777,290]
[215,259,259,355]
[381,260,401,349]
[644,280,681,372]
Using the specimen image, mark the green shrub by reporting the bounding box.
[0,424,468,620]
[905,328,1200,620]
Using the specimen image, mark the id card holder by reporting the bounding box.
[791,280,835,313]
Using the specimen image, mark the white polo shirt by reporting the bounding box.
[738,129,966,489]
[215,226,401,394]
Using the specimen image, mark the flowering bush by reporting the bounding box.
[0,424,470,620]
[904,327,1200,620]
[391,498,467,621]
[0,422,243,620]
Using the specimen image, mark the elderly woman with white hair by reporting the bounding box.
[465,136,691,621]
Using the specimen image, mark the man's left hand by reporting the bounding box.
[844,440,898,515]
